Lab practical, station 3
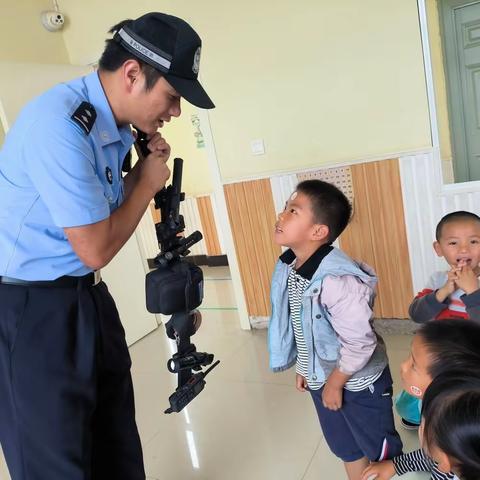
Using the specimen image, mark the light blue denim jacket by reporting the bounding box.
[268,247,387,384]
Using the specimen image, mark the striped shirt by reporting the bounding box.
[393,449,458,480]
[287,266,382,391]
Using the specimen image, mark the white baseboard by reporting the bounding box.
[250,316,270,329]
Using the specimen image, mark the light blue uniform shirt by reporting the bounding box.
[0,72,134,280]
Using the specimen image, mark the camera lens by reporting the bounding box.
[167,358,180,373]
[167,355,195,373]
[167,351,215,374]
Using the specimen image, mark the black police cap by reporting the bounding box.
[114,12,214,109]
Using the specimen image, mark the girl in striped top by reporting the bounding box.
[362,320,480,480]
[420,374,480,480]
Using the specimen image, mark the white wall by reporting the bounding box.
[59,0,432,182]
[0,62,91,131]
[0,0,69,64]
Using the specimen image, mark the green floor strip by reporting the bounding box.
[203,277,232,281]
[198,307,238,311]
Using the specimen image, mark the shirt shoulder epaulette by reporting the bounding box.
[70,101,96,135]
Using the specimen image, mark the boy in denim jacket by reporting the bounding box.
[268,180,402,480]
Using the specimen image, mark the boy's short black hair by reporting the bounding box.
[417,319,480,379]
[296,179,352,243]
[98,20,163,91]
[435,211,480,241]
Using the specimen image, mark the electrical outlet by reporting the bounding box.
[250,139,265,155]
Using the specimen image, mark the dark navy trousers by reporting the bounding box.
[0,281,145,480]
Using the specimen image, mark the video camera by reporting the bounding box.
[126,130,219,414]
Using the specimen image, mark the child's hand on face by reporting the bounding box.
[296,374,307,392]
[474,264,480,277]
[455,260,480,294]
[361,460,396,480]
[436,267,458,302]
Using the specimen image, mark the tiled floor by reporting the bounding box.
[0,267,428,480]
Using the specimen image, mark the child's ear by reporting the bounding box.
[418,419,425,444]
[433,241,443,258]
[313,225,329,241]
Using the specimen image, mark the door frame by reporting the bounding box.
[197,108,251,330]
[418,0,443,186]
[418,0,480,190]
[438,0,480,182]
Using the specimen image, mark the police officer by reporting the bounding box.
[0,12,214,480]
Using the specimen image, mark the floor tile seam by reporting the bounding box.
[208,378,298,389]
[300,437,324,480]
[207,335,256,364]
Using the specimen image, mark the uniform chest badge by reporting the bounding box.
[105,167,113,184]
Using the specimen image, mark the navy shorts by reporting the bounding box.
[310,366,403,462]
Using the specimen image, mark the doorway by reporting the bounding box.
[440,0,480,182]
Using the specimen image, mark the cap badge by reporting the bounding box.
[192,46,201,75]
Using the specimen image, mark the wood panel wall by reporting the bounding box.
[149,202,161,224]
[339,159,413,318]
[196,196,222,256]
[224,179,281,317]
[149,158,412,319]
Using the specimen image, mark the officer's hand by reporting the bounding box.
[140,147,171,196]
[146,132,171,163]
[133,131,171,163]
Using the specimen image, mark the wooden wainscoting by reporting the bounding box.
[149,202,161,224]
[339,159,413,318]
[197,196,222,256]
[224,179,281,317]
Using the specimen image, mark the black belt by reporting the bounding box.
[0,271,102,288]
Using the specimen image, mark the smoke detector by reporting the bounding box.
[41,10,65,32]
[40,1,65,32]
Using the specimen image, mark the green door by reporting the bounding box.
[441,0,480,182]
